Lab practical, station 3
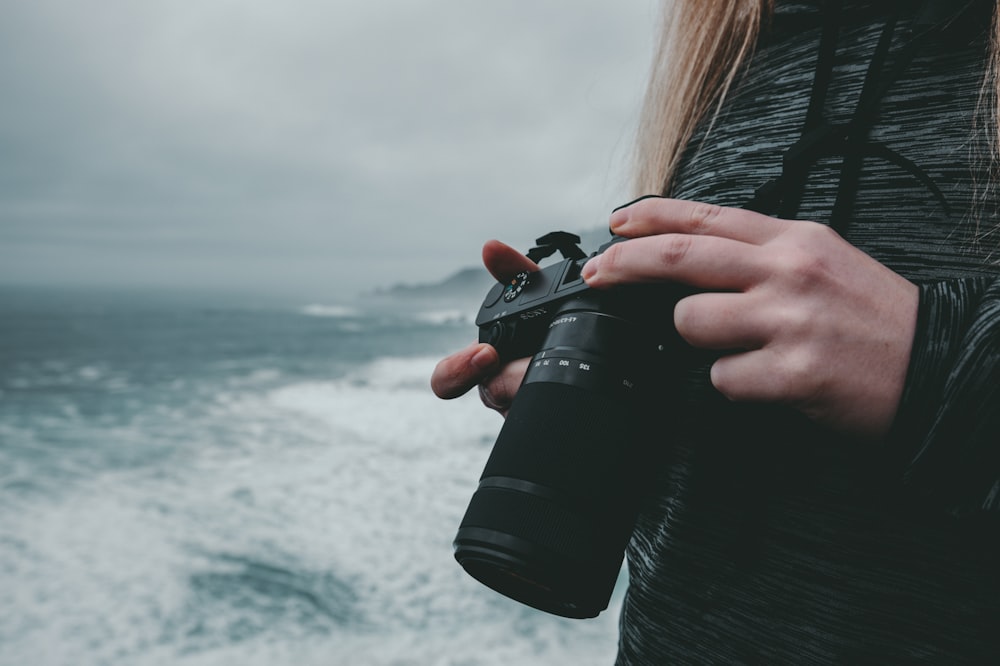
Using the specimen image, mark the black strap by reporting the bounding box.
[829,11,901,230]
[743,0,962,232]
[774,0,844,220]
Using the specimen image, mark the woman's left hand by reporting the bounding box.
[581,197,919,440]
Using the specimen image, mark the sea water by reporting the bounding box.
[0,286,624,666]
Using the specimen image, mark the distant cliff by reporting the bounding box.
[369,227,612,306]
[371,266,494,304]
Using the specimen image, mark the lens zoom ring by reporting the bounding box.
[459,486,608,563]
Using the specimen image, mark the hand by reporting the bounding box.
[582,197,919,440]
[430,240,538,416]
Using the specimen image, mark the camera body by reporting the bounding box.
[453,231,692,619]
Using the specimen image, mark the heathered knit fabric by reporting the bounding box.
[616,2,1000,663]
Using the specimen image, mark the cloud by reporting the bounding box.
[0,0,658,299]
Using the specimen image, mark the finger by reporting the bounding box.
[709,347,825,406]
[610,197,794,246]
[430,343,500,399]
[584,233,766,291]
[482,240,540,283]
[710,349,787,404]
[478,357,530,416]
[673,292,769,350]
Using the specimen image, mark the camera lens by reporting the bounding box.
[454,295,659,618]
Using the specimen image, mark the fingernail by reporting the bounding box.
[477,384,505,413]
[609,211,634,234]
[471,346,497,370]
[581,255,601,280]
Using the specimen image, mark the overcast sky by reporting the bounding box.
[0,1,659,302]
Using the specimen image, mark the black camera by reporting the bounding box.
[453,231,692,619]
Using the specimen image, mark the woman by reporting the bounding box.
[433,0,1000,662]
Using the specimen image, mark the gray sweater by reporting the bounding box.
[618,1,1000,663]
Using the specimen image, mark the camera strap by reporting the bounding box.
[743,0,980,233]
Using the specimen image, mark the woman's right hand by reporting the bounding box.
[429,240,539,417]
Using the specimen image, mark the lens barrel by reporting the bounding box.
[454,302,656,618]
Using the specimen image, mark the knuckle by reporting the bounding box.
[772,303,814,337]
[656,234,694,266]
[778,223,839,281]
[773,347,825,402]
[688,202,724,234]
[805,220,842,242]
[775,245,829,286]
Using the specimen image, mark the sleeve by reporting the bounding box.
[884,277,1000,514]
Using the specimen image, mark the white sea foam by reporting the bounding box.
[0,353,623,666]
[76,365,105,381]
[300,303,359,318]
[259,357,624,660]
[411,309,472,325]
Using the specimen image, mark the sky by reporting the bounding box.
[0,1,659,303]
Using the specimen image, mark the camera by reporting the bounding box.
[453,231,692,619]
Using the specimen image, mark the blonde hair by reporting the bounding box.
[632,0,1000,199]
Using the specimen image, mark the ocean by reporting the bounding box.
[0,285,624,666]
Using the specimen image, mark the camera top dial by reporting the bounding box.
[503,272,531,303]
